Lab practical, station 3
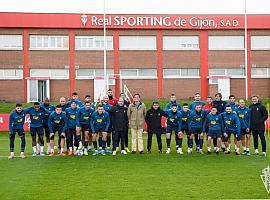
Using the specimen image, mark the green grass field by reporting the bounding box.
[0,132,269,200]
[1,100,270,199]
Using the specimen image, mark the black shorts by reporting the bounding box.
[207,130,222,138]
[241,128,250,135]
[51,126,64,135]
[92,128,106,135]
[166,126,179,134]
[190,128,201,135]
[30,126,44,137]
[43,125,50,138]
[81,124,90,132]
[181,128,190,135]
[107,124,112,133]
[11,128,25,136]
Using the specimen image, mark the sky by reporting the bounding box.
[0,0,269,14]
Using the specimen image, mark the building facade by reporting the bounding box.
[0,13,269,102]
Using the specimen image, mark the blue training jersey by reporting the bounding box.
[40,103,55,126]
[48,111,67,133]
[65,107,79,129]
[23,107,46,128]
[189,110,206,131]
[76,106,95,127]
[9,110,26,132]
[235,107,250,129]
[90,111,110,132]
[221,112,241,136]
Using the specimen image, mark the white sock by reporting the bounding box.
[167,148,171,151]
[228,144,230,149]
[235,147,239,152]
[246,148,249,152]
[32,146,37,153]
[37,143,40,150]
[226,147,230,151]
[216,147,219,152]
[207,147,211,151]
[79,141,82,146]
[61,148,64,153]
[10,152,14,156]
[74,146,77,151]
[40,146,44,153]
[47,142,50,149]
[221,142,225,148]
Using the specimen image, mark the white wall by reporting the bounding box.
[0,0,269,14]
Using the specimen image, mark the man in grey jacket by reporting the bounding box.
[127,93,147,154]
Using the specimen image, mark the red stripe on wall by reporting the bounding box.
[113,30,119,98]
[157,30,163,98]
[23,29,29,102]
[69,29,75,98]
[200,30,208,99]
[247,30,251,99]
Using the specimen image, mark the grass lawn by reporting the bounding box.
[0,132,269,199]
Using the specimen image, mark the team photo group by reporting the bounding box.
[8,90,269,159]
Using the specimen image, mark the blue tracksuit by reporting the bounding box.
[9,110,26,133]
[221,112,241,136]
[226,102,238,112]
[236,107,250,129]
[48,111,67,133]
[189,101,205,111]
[189,110,206,132]
[165,101,182,111]
[40,103,55,126]
[103,103,112,112]
[165,110,182,132]
[65,107,79,129]
[66,99,84,109]
[180,110,191,131]
[76,107,95,127]
[203,114,224,133]
[90,111,110,133]
[23,107,46,128]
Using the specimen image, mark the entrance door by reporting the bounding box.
[28,79,50,102]
[218,78,230,100]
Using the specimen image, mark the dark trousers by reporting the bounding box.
[117,129,129,148]
[66,128,76,149]
[147,129,162,151]
[252,130,266,152]
[113,130,126,151]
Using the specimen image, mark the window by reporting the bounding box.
[163,36,199,50]
[75,36,113,50]
[30,69,69,79]
[75,69,113,79]
[208,36,244,50]
[0,35,23,50]
[120,68,157,79]
[251,36,270,50]
[29,35,69,50]
[251,68,270,78]
[119,36,156,50]
[163,68,200,78]
[0,69,23,79]
[208,68,245,77]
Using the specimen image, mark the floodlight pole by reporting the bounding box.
[103,0,107,91]
[244,0,248,100]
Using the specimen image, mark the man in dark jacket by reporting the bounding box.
[250,96,268,156]
[109,97,129,155]
[145,101,167,153]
